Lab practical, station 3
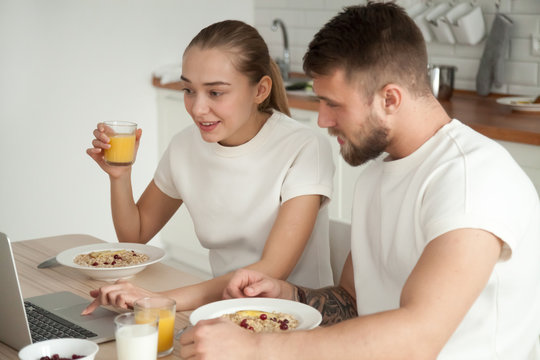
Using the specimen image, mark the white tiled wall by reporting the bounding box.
[255,0,540,96]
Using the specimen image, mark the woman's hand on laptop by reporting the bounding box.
[81,280,155,315]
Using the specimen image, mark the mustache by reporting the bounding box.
[328,127,341,137]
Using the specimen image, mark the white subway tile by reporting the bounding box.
[511,0,540,14]
[507,14,540,38]
[286,0,326,10]
[508,84,540,96]
[324,0,367,11]
[454,79,477,92]
[510,38,540,61]
[455,43,486,58]
[304,10,336,29]
[426,43,456,57]
[255,0,290,8]
[506,61,538,85]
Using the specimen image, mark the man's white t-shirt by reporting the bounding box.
[351,119,540,359]
[154,111,335,288]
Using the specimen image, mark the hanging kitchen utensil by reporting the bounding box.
[475,5,513,96]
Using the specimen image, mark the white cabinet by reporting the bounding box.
[155,88,212,279]
[290,108,368,222]
[497,140,540,195]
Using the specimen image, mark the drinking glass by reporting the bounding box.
[103,121,137,166]
[114,312,158,360]
[134,297,176,357]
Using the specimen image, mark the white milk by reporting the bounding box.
[116,323,158,360]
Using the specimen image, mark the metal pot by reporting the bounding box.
[428,64,457,100]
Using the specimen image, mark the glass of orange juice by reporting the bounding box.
[134,297,176,357]
[103,121,137,166]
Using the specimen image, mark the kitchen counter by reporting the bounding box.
[152,77,540,146]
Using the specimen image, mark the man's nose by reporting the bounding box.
[317,108,335,129]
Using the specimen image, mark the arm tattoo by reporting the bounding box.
[294,285,358,326]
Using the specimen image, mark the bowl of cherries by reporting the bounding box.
[18,338,98,360]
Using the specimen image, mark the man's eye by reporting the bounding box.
[325,102,338,108]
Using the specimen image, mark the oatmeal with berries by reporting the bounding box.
[222,310,298,332]
[73,249,149,268]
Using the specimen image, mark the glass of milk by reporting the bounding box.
[114,312,158,360]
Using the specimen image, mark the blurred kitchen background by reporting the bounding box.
[1,0,539,249]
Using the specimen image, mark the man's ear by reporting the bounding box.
[380,84,402,114]
[255,75,272,104]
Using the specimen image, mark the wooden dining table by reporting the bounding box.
[0,234,203,359]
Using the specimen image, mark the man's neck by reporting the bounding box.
[386,97,451,160]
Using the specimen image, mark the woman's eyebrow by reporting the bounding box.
[180,75,231,86]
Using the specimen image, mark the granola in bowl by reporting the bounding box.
[222,310,298,332]
[73,249,149,268]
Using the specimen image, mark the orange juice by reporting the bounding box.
[156,310,175,353]
[104,134,136,165]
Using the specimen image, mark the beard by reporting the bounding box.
[329,113,389,167]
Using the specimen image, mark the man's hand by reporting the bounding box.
[222,268,295,300]
[180,318,259,359]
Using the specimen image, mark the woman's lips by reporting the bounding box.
[337,136,345,145]
[198,121,219,132]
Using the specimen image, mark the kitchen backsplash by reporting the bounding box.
[254,0,540,96]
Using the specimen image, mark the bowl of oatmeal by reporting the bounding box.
[190,298,321,331]
[222,309,299,332]
[56,243,165,282]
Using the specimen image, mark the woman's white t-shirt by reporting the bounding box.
[154,111,335,288]
[351,119,540,359]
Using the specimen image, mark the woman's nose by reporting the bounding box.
[190,95,209,116]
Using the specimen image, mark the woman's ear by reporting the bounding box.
[254,75,272,104]
[380,84,402,114]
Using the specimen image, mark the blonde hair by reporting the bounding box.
[186,20,290,116]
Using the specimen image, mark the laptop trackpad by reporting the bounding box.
[56,303,117,322]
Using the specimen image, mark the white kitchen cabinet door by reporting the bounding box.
[497,140,540,196]
[156,88,212,279]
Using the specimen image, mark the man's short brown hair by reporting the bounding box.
[303,2,431,99]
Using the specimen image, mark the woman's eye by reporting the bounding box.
[182,88,193,94]
[210,91,223,97]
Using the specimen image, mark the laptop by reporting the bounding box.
[0,232,118,350]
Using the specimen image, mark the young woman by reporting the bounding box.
[83,20,334,314]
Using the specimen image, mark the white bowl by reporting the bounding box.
[18,338,99,360]
[56,242,165,282]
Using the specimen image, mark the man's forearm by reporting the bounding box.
[294,285,358,325]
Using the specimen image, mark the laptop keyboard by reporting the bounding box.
[24,301,97,342]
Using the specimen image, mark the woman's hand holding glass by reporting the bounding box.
[86,122,143,178]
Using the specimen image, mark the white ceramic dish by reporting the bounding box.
[18,338,99,360]
[496,96,540,112]
[56,243,165,282]
[190,297,322,330]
